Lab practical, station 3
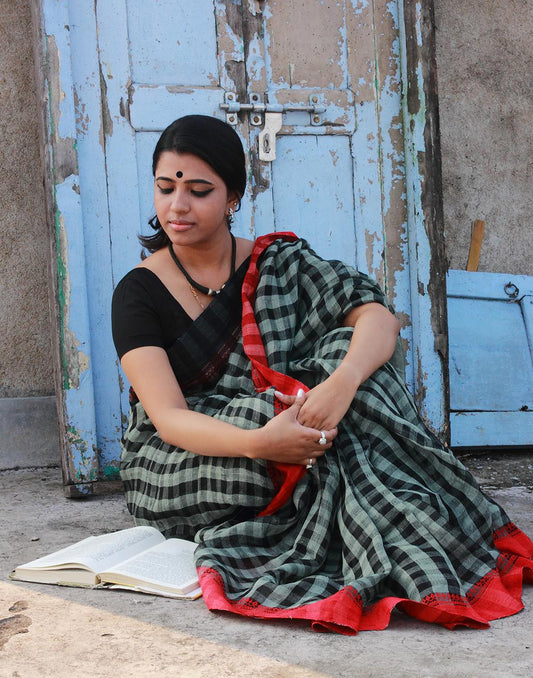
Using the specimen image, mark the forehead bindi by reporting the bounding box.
[155,151,219,184]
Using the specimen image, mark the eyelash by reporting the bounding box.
[157,187,213,197]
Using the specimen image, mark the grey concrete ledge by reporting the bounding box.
[0,396,60,470]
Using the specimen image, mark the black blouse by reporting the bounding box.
[111,268,193,359]
[111,258,251,360]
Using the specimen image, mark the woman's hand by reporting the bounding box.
[255,390,337,466]
[276,366,358,431]
[276,302,401,431]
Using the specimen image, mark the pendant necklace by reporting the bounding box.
[168,233,237,300]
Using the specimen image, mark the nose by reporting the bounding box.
[170,187,190,213]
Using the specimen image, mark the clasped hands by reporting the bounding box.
[261,371,358,468]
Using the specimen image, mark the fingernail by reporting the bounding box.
[297,388,305,397]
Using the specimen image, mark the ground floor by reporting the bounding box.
[1,458,531,677]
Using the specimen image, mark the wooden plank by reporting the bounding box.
[399,0,448,437]
[41,1,102,493]
[466,219,485,271]
[451,411,533,448]
[447,269,533,299]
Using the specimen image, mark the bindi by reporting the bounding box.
[176,171,183,178]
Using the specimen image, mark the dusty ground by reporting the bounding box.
[0,454,532,678]
[457,450,533,490]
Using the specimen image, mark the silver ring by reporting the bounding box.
[318,431,327,446]
[306,458,313,469]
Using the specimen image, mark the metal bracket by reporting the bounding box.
[504,281,520,300]
[220,93,326,161]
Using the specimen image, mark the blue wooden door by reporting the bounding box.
[447,271,533,447]
[41,0,445,494]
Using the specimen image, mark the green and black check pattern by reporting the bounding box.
[120,238,515,615]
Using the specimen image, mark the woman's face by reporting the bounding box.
[154,151,235,248]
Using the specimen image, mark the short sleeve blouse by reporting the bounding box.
[111,268,192,359]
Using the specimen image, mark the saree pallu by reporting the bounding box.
[120,233,533,634]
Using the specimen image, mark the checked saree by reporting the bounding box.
[120,233,533,634]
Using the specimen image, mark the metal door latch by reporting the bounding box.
[258,112,282,161]
[220,92,326,161]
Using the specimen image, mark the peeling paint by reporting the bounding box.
[53,181,94,394]
[415,349,429,423]
[217,0,247,97]
[399,0,448,435]
[66,425,98,482]
[45,35,78,182]
[103,465,121,480]
[55,210,78,390]
[364,229,384,284]
[266,0,345,88]
[99,63,113,138]
[73,87,89,134]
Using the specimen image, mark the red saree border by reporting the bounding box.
[241,232,309,516]
[198,522,533,635]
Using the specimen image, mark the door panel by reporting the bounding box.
[126,0,219,85]
[272,136,357,266]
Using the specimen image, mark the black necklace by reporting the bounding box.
[168,233,236,297]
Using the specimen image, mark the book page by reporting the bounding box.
[100,538,199,595]
[107,583,203,599]
[15,526,165,575]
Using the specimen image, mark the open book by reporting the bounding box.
[10,525,202,599]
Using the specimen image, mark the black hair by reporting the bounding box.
[139,115,247,254]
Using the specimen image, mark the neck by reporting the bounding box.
[171,229,232,271]
[168,231,236,297]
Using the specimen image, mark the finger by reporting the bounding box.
[295,388,306,404]
[298,410,333,430]
[311,427,338,451]
[289,388,307,414]
[325,426,338,440]
[297,405,327,430]
[274,391,301,406]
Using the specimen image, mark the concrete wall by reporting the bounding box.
[0,0,531,406]
[0,0,54,398]
[435,0,533,275]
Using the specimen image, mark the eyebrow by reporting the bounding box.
[155,175,215,186]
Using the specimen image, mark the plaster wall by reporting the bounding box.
[435,0,533,275]
[0,0,54,397]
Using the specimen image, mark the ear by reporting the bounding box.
[226,191,240,209]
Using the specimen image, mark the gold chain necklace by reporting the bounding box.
[188,283,206,310]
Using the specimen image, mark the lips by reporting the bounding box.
[168,220,194,232]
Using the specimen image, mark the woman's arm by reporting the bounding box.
[294,302,401,430]
[121,346,336,465]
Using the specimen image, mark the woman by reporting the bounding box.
[112,114,532,634]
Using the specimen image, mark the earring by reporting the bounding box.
[227,206,235,224]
